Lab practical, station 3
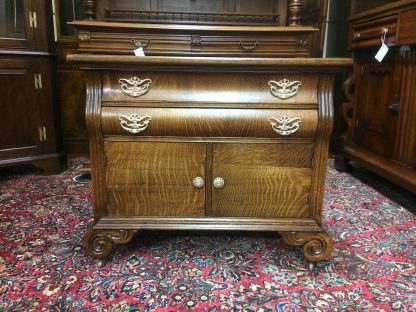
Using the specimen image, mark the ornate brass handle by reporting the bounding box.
[268,79,301,99]
[213,177,225,189]
[239,41,259,51]
[119,114,151,134]
[131,39,150,48]
[119,76,152,97]
[268,116,301,136]
[193,177,205,188]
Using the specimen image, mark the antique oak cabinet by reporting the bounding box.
[68,54,351,261]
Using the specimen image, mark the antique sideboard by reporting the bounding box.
[67,54,352,262]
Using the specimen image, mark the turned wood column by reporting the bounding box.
[288,0,304,26]
[83,0,96,21]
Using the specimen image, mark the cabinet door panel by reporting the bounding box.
[0,0,35,49]
[0,59,40,158]
[211,143,313,218]
[105,141,206,216]
[354,63,398,156]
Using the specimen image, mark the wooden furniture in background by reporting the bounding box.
[56,0,330,153]
[67,54,351,261]
[0,0,65,172]
[336,0,416,193]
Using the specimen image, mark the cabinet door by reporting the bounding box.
[353,63,399,157]
[104,141,206,217]
[211,143,313,218]
[0,58,41,159]
[0,0,35,49]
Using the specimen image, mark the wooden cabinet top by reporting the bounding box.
[67,54,352,68]
[69,21,317,33]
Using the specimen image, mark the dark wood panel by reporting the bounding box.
[354,63,398,157]
[211,143,312,218]
[57,69,88,152]
[0,59,40,155]
[105,141,206,216]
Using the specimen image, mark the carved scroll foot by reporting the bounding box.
[280,231,333,262]
[82,229,138,258]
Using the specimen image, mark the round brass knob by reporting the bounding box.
[193,177,205,188]
[213,177,225,189]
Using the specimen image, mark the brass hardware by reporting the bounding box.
[296,39,309,47]
[239,41,259,51]
[352,32,361,40]
[268,79,301,99]
[34,74,42,90]
[39,126,47,141]
[119,76,152,97]
[131,39,150,48]
[268,116,301,136]
[191,39,202,48]
[388,93,400,113]
[29,11,37,28]
[192,177,205,188]
[119,114,152,134]
[213,177,225,189]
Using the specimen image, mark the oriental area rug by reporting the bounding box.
[0,157,415,311]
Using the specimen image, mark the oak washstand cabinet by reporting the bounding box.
[68,55,351,262]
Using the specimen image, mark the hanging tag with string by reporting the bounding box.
[375,28,389,62]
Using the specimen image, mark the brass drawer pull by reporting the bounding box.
[193,177,205,188]
[268,116,301,136]
[131,39,150,48]
[119,114,152,134]
[239,41,259,51]
[213,177,225,189]
[119,76,152,97]
[268,79,301,99]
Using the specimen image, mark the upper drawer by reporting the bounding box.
[77,29,316,57]
[351,15,398,48]
[193,34,313,57]
[101,71,319,105]
[101,107,318,139]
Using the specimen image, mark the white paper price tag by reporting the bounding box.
[134,47,145,57]
[375,43,389,62]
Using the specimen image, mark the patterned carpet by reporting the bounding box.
[0,157,415,311]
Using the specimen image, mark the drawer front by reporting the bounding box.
[101,107,318,138]
[398,9,416,45]
[78,31,314,57]
[351,15,397,48]
[102,71,319,104]
[195,34,313,57]
[79,32,192,55]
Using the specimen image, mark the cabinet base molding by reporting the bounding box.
[340,144,416,193]
[82,217,331,260]
[0,152,66,174]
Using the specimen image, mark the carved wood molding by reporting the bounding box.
[288,0,304,26]
[280,231,333,262]
[82,229,138,258]
[83,0,96,21]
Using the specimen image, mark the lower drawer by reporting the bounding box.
[101,107,318,138]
